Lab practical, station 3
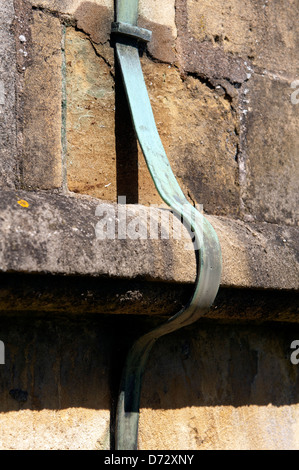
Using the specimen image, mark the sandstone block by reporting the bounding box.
[178,0,299,78]
[28,0,177,62]
[65,27,240,216]
[0,314,111,449]
[241,74,299,225]
[65,28,116,200]
[140,322,299,449]
[0,190,298,294]
[0,0,18,188]
[140,58,240,215]
[19,8,63,189]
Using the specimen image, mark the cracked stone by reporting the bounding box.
[65,27,240,216]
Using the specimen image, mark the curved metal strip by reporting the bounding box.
[115,43,221,314]
[113,4,222,451]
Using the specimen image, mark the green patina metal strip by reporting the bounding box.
[116,0,139,25]
[112,0,222,451]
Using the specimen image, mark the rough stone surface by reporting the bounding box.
[65,26,161,204]
[0,273,193,318]
[0,190,298,292]
[1,317,299,449]
[139,0,177,63]
[10,0,298,227]
[176,0,299,78]
[0,314,113,449]
[0,1,18,189]
[175,0,299,226]
[15,5,63,190]
[140,58,241,216]
[139,322,299,449]
[65,28,116,200]
[210,215,299,291]
[241,74,299,225]
[0,189,196,283]
[0,274,298,323]
[0,409,110,450]
[65,27,240,215]
[175,0,249,83]
[28,0,176,61]
[0,0,298,452]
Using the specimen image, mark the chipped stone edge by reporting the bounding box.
[0,190,298,292]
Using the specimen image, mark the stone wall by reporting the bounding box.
[0,0,298,450]
[5,0,298,223]
[1,316,299,450]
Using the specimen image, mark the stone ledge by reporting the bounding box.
[0,190,298,291]
[0,273,298,322]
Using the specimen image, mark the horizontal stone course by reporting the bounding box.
[0,190,297,291]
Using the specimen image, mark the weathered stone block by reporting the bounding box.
[0,190,298,293]
[241,74,299,225]
[251,0,299,77]
[175,0,249,83]
[19,8,63,189]
[140,322,299,449]
[65,28,116,199]
[28,0,176,62]
[65,27,240,216]
[178,0,299,78]
[1,314,299,449]
[0,0,18,189]
[139,0,177,63]
[176,0,299,226]
[0,314,112,449]
[0,0,297,454]
[140,58,240,215]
